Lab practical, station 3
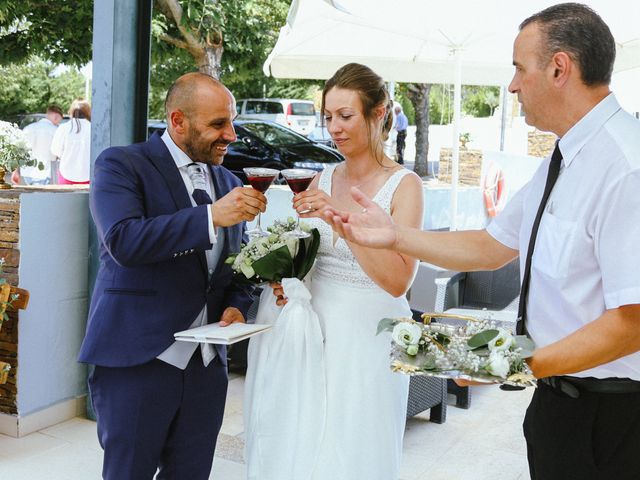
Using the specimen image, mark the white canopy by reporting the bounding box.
[265,0,640,84]
[264,0,640,228]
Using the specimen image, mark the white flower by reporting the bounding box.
[488,328,514,352]
[485,350,510,378]
[392,323,422,349]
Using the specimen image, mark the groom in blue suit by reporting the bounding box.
[79,73,266,479]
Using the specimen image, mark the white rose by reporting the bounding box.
[392,323,422,349]
[488,328,514,352]
[485,350,510,378]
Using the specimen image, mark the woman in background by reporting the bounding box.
[51,99,91,184]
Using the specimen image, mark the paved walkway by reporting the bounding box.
[0,373,533,479]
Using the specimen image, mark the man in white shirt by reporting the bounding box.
[326,4,640,479]
[14,105,63,185]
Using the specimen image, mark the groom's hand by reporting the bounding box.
[213,187,266,227]
[219,307,245,327]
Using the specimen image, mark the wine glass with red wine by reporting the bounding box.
[243,167,280,238]
[281,168,317,239]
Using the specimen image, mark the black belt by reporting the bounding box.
[540,376,640,398]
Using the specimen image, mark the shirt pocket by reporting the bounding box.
[532,212,577,279]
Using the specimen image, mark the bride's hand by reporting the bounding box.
[270,282,288,306]
[293,190,332,219]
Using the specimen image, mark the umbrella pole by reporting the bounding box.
[450,50,462,231]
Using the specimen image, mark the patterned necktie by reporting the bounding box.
[186,163,213,205]
[516,142,563,335]
[185,162,216,366]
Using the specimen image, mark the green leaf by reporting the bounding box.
[467,329,500,349]
[376,317,396,335]
[468,347,490,356]
[294,228,320,280]
[251,245,293,282]
[515,336,536,358]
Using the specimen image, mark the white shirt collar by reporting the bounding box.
[559,93,621,168]
[161,129,203,171]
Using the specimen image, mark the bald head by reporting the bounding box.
[165,72,229,120]
[163,72,237,165]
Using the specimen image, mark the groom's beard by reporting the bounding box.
[184,125,230,166]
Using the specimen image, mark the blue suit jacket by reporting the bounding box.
[78,132,253,367]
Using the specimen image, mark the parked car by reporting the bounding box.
[307,112,333,147]
[4,113,69,129]
[236,98,316,136]
[147,119,343,183]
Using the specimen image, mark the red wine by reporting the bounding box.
[285,176,314,193]
[247,174,277,193]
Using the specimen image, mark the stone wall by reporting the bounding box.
[0,191,20,415]
[438,148,483,186]
[528,130,556,158]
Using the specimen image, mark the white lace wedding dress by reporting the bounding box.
[304,164,412,479]
[245,163,412,480]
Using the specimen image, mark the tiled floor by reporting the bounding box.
[0,373,533,479]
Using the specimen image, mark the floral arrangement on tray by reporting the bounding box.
[378,312,537,387]
[226,218,320,284]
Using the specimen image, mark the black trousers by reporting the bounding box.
[524,381,640,480]
[396,130,407,164]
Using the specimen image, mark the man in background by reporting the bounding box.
[14,105,63,185]
[394,104,408,165]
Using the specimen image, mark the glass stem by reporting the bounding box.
[256,213,263,232]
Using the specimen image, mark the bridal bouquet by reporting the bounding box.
[226,218,320,284]
[378,313,536,386]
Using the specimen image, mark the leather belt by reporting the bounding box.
[540,376,640,399]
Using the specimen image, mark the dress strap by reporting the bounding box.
[318,163,339,195]
[373,168,413,210]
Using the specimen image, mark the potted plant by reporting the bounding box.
[0,120,43,188]
[459,132,472,150]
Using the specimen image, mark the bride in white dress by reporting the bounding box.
[269,63,424,480]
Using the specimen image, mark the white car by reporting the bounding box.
[236,98,316,136]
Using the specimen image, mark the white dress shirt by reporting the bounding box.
[157,130,222,368]
[22,118,57,181]
[487,93,640,380]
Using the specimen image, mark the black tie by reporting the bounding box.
[186,163,213,205]
[516,143,563,335]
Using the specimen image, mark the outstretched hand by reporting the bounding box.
[323,187,398,249]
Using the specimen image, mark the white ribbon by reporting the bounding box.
[244,278,326,480]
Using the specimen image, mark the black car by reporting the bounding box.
[148,119,343,183]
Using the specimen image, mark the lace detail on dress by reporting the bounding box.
[307,164,412,289]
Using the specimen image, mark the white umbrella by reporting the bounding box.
[264,0,640,229]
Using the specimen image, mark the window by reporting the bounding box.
[290,103,315,116]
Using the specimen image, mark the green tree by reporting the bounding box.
[0,1,93,66]
[0,57,84,119]
[463,86,500,117]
